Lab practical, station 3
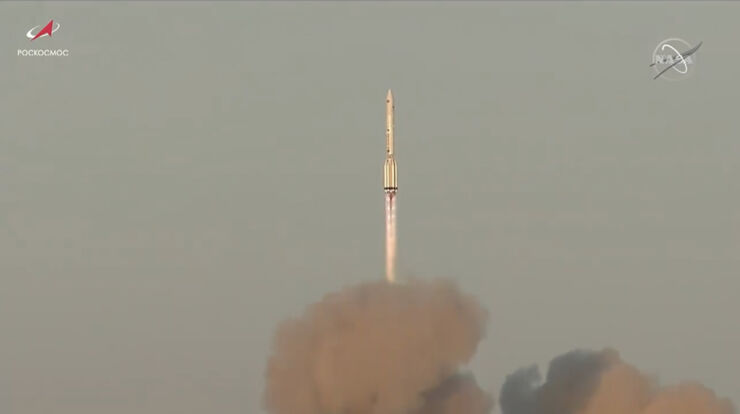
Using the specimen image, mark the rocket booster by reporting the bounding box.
[384,89,398,192]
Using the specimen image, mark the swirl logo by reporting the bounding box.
[26,20,60,41]
[651,38,702,81]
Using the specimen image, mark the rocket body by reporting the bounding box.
[383,89,398,284]
[384,90,398,192]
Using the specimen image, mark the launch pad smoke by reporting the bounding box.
[263,279,491,414]
[264,280,735,414]
[501,348,735,414]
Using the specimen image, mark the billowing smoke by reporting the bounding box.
[263,278,492,414]
[501,348,735,414]
[264,279,734,414]
[417,373,494,414]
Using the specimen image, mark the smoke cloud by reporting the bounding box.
[264,279,734,414]
[263,278,492,414]
[417,373,494,414]
[501,348,735,414]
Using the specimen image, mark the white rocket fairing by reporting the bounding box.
[384,89,398,192]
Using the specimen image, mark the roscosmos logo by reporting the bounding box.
[26,19,61,41]
[18,19,70,57]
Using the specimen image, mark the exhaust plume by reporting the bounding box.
[263,279,492,414]
[385,192,397,283]
[501,348,735,414]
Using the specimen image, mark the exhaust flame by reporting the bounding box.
[385,191,397,283]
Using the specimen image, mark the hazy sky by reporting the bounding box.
[1,2,738,414]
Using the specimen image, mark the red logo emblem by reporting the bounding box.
[26,20,60,41]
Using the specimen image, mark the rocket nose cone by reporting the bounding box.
[386,89,393,101]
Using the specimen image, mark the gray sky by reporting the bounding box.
[1,2,738,413]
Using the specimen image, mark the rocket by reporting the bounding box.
[384,89,398,192]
